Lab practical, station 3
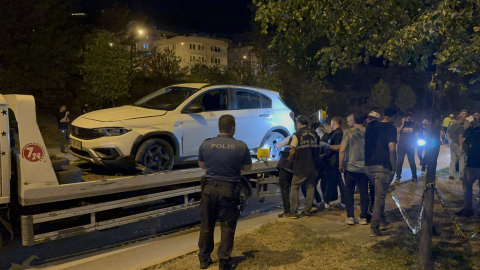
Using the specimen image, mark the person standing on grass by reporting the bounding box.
[285,115,322,218]
[447,115,466,181]
[442,114,454,145]
[365,108,397,237]
[456,119,480,217]
[56,105,70,153]
[394,111,420,184]
[321,116,346,209]
[339,112,373,225]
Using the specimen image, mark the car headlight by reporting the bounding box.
[94,128,131,136]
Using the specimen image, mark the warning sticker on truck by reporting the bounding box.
[22,143,45,162]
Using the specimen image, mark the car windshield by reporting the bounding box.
[133,87,199,110]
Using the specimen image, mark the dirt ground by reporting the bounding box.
[146,168,480,270]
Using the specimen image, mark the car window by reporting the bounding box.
[134,87,198,111]
[235,90,261,109]
[261,94,272,108]
[191,89,228,111]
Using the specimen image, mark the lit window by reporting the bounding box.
[146,35,149,40]
[143,43,149,49]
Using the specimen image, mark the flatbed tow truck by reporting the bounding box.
[0,95,281,251]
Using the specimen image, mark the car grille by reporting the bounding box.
[69,147,92,158]
[72,126,103,140]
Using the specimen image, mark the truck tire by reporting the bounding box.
[51,156,69,171]
[55,165,83,184]
[135,138,175,172]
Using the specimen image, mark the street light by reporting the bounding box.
[109,43,113,47]
[138,30,144,35]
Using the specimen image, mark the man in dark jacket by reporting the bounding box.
[285,115,321,218]
[321,116,345,208]
[276,136,294,217]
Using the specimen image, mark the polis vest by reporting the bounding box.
[293,127,321,176]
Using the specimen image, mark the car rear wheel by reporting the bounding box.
[135,138,175,172]
[260,132,286,160]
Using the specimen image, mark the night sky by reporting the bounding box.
[118,0,254,37]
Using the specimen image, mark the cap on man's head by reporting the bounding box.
[449,114,454,118]
[368,111,381,119]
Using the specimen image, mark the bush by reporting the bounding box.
[369,80,392,110]
[395,85,417,112]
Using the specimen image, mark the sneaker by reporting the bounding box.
[449,176,455,180]
[200,258,212,269]
[345,217,355,225]
[394,177,401,184]
[335,202,346,210]
[278,212,290,218]
[315,203,326,211]
[324,203,331,209]
[283,212,298,219]
[358,218,368,225]
[370,228,382,237]
[455,208,474,217]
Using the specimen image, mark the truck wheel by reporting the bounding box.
[55,165,83,184]
[259,132,286,160]
[51,156,69,171]
[135,138,175,172]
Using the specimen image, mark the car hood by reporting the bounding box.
[81,105,168,122]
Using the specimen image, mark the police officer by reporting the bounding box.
[285,115,322,218]
[197,114,252,270]
[276,136,294,217]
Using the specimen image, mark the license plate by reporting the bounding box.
[70,139,82,150]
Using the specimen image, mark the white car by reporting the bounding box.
[69,83,295,171]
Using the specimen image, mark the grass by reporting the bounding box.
[145,221,415,270]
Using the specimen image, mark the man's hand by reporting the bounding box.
[66,111,70,115]
[320,142,329,150]
[402,118,406,125]
[339,164,345,174]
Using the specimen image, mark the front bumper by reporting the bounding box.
[69,132,139,167]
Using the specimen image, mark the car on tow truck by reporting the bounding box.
[69,83,295,172]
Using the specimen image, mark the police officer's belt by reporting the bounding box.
[205,180,238,189]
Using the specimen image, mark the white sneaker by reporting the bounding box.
[358,218,368,225]
[345,217,355,225]
[324,203,331,209]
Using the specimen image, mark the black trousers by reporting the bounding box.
[198,183,240,264]
[278,169,293,213]
[344,170,370,218]
[323,167,345,204]
[396,145,417,179]
[417,144,426,171]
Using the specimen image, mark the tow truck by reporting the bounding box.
[0,95,281,251]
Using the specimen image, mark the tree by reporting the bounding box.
[79,31,131,107]
[395,85,417,112]
[254,1,480,268]
[137,49,188,87]
[369,80,392,110]
[295,77,332,115]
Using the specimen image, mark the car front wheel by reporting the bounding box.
[135,138,175,172]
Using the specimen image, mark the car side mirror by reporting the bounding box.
[183,103,205,114]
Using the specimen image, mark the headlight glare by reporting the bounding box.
[94,128,131,136]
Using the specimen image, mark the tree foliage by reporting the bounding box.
[79,31,131,107]
[295,77,332,115]
[369,80,392,110]
[395,85,417,112]
[136,49,188,87]
[254,0,480,102]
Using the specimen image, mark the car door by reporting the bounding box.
[181,88,229,156]
[228,88,272,148]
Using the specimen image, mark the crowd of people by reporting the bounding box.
[275,107,480,237]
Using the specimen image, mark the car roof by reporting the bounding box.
[169,83,279,95]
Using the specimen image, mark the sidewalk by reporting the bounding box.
[34,146,453,270]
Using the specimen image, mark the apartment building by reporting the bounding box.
[155,35,229,69]
[126,22,178,55]
[228,44,261,74]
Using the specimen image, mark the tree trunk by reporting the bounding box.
[418,64,446,269]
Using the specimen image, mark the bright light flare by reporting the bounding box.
[417,139,426,146]
[138,30,144,35]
